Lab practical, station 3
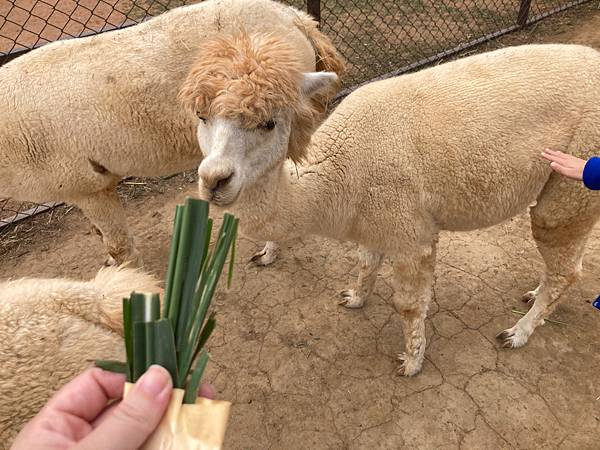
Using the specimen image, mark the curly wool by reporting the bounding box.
[0,0,344,264]
[0,266,161,448]
[224,43,600,375]
[179,30,342,163]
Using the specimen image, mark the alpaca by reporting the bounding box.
[184,37,600,376]
[0,0,344,266]
[0,265,160,447]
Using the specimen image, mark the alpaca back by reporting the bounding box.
[0,0,326,193]
[323,44,600,233]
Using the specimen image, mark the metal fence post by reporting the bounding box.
[307,0,321,25]
[517,0,532,28]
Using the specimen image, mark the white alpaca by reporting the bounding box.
[0,266,160,447]
[187,40,600,376]
[0,0,343,266]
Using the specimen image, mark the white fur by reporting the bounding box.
[197,44,600,376]
[0,266,160,447]
[0,0,329,266]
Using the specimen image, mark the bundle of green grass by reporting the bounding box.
[97,197,238,448]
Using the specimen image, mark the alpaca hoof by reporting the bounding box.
[338,289,365,308]
[107,250,143,268]
[103,256,117,267]
[91,225,103,237]
[124,253,144,268]
[250,247,277,266]
[496,326,529,348]
[521,290,536,304]
[396,353,422,377]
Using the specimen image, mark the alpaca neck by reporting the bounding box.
[231,157,345,243]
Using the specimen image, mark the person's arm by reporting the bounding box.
[541,148,600,190]
[582,156,600,190]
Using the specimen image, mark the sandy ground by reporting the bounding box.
[2,3,600,449]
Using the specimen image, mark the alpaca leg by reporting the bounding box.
[251,241,279,266]
[392,241,436,376]
[339,246,384,309]
[75,188,141,267]
[498,171,600,347]
[497,229,589,347]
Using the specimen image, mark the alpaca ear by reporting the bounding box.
[301,72,339,98]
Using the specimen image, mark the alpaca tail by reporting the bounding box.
[89,265,162,333]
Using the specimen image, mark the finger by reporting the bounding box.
[91,400,120,429]
[549,161,573,177]
[542,148,569,160]
[93,377,209,431]
[44,368,126,423]
[199,383,216,400]
[541,152,559,162]
[75,365,172,450]
[543,148,568,157]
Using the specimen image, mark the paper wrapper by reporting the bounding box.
[124,383,231,450]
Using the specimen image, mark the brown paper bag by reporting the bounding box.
[124,383,231,449]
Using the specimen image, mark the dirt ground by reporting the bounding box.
[2,4,600,449]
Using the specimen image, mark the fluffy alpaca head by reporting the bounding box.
[180,30,339,206]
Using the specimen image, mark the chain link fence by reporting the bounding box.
[0,0,593,232]
[317,0,591,92]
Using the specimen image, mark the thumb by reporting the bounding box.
[76,365,173,450]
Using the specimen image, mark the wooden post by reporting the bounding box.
[307,0,321,25]
[517,0,532,28]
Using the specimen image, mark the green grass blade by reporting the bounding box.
[130,293,160,323]
[227,218,238,289]
[176,199,209,350]
[200,218,213,275]
[130,293,146,323]
[132,322,147,382]
[122,297,133,382]
[199,214,232,289]
[144,322,156,375]
[95,360,128,374]
[191,312,216,364]
[129,293,159,382]
[183,350,210,404]
[163,205,184,318]
[152,319,179,386]
[167,199,193,329]
[169,197,206,335]
[178,217,237,382]
[148,294,160,321]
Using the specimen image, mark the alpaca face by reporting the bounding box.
[196,109,293,206]
[196,72,338,207]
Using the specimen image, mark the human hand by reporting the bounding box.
[11,365,215,450]
[541,148,586,180]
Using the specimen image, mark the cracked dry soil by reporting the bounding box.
[2,6,600,449]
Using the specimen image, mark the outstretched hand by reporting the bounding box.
[11,365,215,450]
[541,148,586,181]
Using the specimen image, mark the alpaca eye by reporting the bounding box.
[259,120,276,131]
[196,113,206,123]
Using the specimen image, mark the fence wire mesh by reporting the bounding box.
[318,0,591,87]
[0,0,592,232]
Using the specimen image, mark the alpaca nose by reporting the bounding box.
[202,170,234,192]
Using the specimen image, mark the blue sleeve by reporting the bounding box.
[582,157,600,190]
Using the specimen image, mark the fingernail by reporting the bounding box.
[137,365,172,397]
